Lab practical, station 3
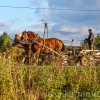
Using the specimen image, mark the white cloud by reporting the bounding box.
[0,22,11,31]
[43,1,51,18]
[59,26,79,33]
[28,0,41,6]
[50,25,96,42]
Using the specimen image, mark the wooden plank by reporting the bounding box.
[82,50,100,52]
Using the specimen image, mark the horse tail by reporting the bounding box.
[61,42,65,51]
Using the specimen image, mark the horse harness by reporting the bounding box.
[31,34,39,43]
[24,34,64,57]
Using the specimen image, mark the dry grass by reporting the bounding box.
[0,57,100,100]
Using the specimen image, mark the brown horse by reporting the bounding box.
[13,34,37,64]
[21,31,65,51]
[12,34,35,55]
[20,31,65,61]
[12,34,22,46]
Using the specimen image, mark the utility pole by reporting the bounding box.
[71,39,74,47]
[41,19,48,38]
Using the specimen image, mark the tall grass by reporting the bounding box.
[0,58,100,100]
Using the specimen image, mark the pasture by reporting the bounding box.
[0,56,100,100]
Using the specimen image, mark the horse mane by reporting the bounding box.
[27,31,38,40]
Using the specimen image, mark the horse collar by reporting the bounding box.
[32,34,39,43]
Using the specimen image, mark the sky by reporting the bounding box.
[0,0,100,46]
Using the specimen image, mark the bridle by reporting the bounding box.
[20,33,39,45]
[31,34,39,43]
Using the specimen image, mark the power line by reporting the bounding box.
[0,5,100,11]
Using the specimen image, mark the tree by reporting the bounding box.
[0,32,12,52]
[95,33,100,49]
[81,38,88,49]
[81,34,100,50]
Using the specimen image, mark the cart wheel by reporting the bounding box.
[95,60,100,66]
[89,55,94,65]
[81,55,90,66]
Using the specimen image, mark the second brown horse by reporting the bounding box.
[21,31,65,61]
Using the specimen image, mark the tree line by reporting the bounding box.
[0,32,12,52]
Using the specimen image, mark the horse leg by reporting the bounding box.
[33,52,38,63]
[33,50,40,64]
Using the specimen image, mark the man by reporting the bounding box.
[87,29,94,50]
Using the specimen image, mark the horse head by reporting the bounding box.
[12,34,22,46]
[21,31,29,42]
[21,31,38,42]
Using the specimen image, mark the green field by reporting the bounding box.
[0,58,100,100]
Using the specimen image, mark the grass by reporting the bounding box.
[0,58,100,100]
